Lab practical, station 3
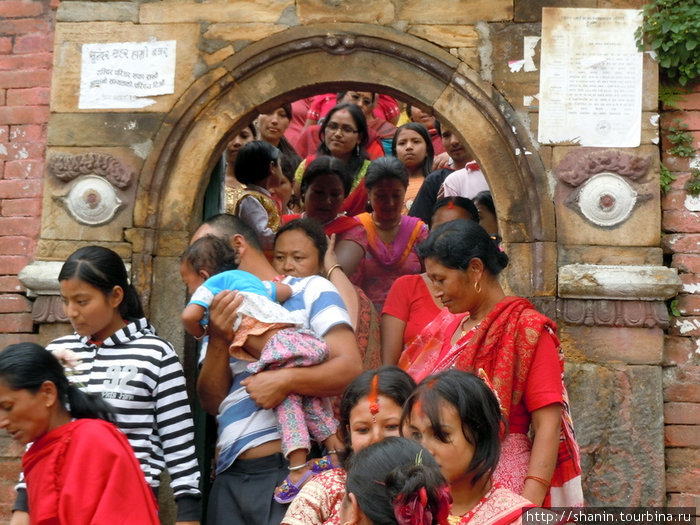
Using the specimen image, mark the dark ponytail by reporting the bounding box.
[346,437,450,525]
[59,246,144,321]
[0,343,115,422]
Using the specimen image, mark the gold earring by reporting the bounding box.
[474,280,482,294]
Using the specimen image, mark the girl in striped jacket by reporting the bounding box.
[12,246,201,525]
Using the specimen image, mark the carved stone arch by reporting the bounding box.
[137,23,555,304]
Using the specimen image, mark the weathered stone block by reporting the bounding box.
[559,325,664,364]
[499,241,556,297]
[489,23,542,112]
[514,0,595,22]
[558,245,663,266]
[553,146,661,246]
[51,22,200,114]
[566,363,665,505]
[140,0,294,24]
[407,25,478,49]
[203,23,288,43]
[398,0,511,24]
[558,299,668,329]
[57,1,137,22]
[35,239,133,261]
[297,0,394,24]
[150,256,186,358]
[559,264,682,301]
[47,114,164,147]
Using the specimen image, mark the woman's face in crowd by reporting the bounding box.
[226,127,255,166]
[424,257,472,313]
[395,129,428,170]
[348,394,403,453]
[324,109,361,160]
[368,178,406,224]
[257,107,290,145]
[476,203,498,235]
[271,175,294,211]
[431,205,474,230]
[303,173,346,225]
[406,398,474,485]
[273,229,323,277]
[409,106,436,130]
[0,380,53,445]
[60,278,124,342]
[342,91,375,120]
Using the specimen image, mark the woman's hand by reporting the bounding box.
[240,368,293,409]
[432,152,451,171]
[10,511,30,525]
[323,233,339,274]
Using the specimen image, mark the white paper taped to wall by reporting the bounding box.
[79,40,176,109]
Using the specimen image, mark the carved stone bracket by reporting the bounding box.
[18,260,130,325]
[558,299,669,328]
[47,152,134,189]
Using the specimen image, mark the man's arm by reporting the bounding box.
[241,323,362,409]
[196,291,243,415]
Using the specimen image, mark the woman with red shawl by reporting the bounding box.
[1,343,159,525]
[398,220,583,507]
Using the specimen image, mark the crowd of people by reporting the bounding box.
[1,92,584,525]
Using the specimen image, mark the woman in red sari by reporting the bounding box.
[399,220,583,507]
[0,343,159,525]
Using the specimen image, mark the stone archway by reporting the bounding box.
[134,24,556,337]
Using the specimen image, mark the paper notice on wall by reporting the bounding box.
[78,41,176,109]
[538,8,643,147]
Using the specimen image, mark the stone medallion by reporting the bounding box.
[61,175,124,225]
[576,172,638,227]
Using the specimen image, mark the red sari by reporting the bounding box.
[23,419,159,524]
[400,297,583,507]
[450,485,534,525]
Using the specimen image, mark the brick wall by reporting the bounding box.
[0,0,56,517]
[660,84,700,510]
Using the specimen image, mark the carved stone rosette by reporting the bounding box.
[554,149,653,228]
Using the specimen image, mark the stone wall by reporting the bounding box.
[0,0,57,517]
[0,0,696,522]
[660,85,700,510]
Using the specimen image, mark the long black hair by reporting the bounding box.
[0,342,114,422]
[234,140,281,186]
[58,246,144,321]
[401,369,505,486]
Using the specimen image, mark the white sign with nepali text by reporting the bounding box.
[79,40,176,109]
[538,8,643,147]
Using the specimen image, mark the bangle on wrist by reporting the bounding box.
[524,475,551,489]
[194,324,208,341]
[326,263,343,280]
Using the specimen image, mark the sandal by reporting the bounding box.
[308,453,340,474]
[273,469,315,504]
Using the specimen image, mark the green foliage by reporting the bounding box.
[659,163,676,193]
[686,168,700,197]
[667,118,697,157]
[658,82,686,109]
[636,0,700,86]
[668,298,680,318]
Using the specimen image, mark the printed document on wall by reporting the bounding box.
[79,41,176,109]
[538,8,643,147]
